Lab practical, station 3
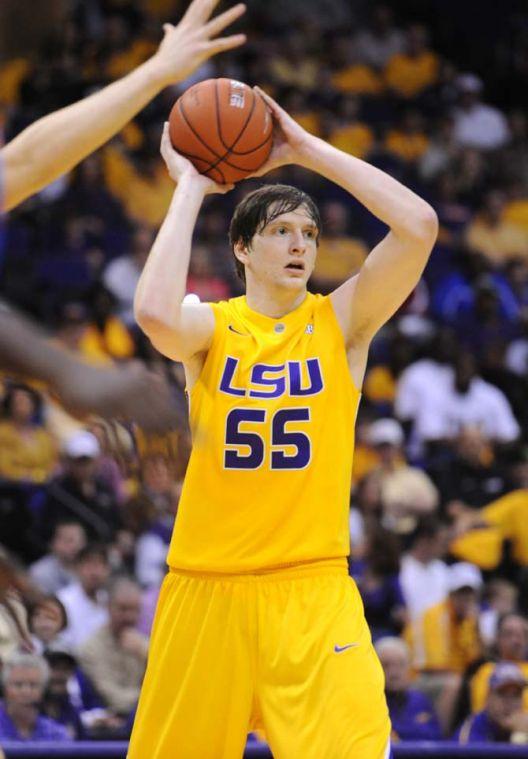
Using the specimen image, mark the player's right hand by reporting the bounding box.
[151,0,246,88]
[160,122,234,195]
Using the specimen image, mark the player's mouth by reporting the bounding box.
[285,261,305,274]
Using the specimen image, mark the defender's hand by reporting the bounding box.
[247,87,313,177]
[161,123,234,195]
[150,0,246,88]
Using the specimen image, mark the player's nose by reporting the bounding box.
[289,231,306,253]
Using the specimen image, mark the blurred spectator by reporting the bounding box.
[394,327,457,456]
[41,648,85,740]
[469,613,528,714]
[79,284,135,363]
[410,352,520,448]
[348,472,383,559]
[399,517,450,631]
[186,243,231,303]
[128,457,180,588]
[419,117,460,183]
[28,596,68,654]
[451,489,528,572]
[102,223,154,327]
[323,97,375,160]
[479,583,520,649]
[0,383,57,484]
[0,652,71,741]
[384,24,439,101]
[385,109,429,164]
[451,74,510,151]
[352,5,405,71]
[39,430,122,545]
[329,39,384,97]
[57,544,110,652]
[465,191,528,267]
[367,418,438,534]
[310,199,367,293]
[429,426,506,509]
[78,577,148,716]
[350,526,407,640]
[29,521,87,595]
[406,562,483,731]
[268,33,318,91]
[455,663,528,744]
[362,334,414,415]
[375,636,442,741]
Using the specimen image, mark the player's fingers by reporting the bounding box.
[162,22,175,36]
[203,3,245,39]
[182,0,220,25]
[205,33,246,55]
[254,86,283,114]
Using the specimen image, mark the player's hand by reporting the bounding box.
[53,359,180,433]
[160,122,234,195]
[150,0,246,88]
[246,87,314,177]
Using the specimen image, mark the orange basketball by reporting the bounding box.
[168,78,273,184]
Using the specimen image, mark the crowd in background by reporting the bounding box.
[1,0,528,748]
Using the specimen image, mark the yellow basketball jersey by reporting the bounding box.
[166,292,360,572]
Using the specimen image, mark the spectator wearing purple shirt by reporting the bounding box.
[0,652,71,741]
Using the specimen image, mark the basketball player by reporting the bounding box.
[0,0,245,427]
[130,88,438,758]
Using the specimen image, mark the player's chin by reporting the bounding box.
[281,270,308,287]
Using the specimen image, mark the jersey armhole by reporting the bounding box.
[186,301,227,397]
[322,295,363,397]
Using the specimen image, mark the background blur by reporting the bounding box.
[0,0,528,751]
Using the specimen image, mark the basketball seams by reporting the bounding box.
[171,79,273,182]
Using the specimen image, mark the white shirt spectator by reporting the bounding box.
[395,359,453,424]
[505,338,528,377]
[29,555,77,595]
[452,103,510,151]
[399,553,451,623]
[102,255,142,326]
[135,532,168,588]
[418,375,520,443]
[57,583,108,652]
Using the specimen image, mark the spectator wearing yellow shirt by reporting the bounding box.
[281,89,320,137]
[385,110,430,163]
[268,33,318,92]
[468,613,528,715]
[0,384,57,485]
[451,489,528,570]
[385,24,439,101]
[310,199,368,293]
[406,562,483,731]
[79,285,135,364]
[465,191,528,267]
[330,39,384,97]
[322,96,375,160]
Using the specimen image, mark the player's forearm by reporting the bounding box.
[134,177,205,329]
[2,57,166,211]
[299,138,437,242]
[0,310,80,386]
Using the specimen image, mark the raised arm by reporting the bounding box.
[2,0,245,211]
[134,124,232,363]
[255,89,438,348]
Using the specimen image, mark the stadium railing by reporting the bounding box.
[2,743,528,758]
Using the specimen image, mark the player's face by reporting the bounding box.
[245,207,318,290]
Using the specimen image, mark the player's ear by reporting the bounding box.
[233,241,249,264]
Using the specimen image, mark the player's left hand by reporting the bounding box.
[150,0,246,88]
[246,87,314,177]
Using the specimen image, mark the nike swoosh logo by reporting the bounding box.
[228,324,251,336]
[334,643,359,653]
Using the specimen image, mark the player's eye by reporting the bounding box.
[276,226,287,235]
[304,230,315,239]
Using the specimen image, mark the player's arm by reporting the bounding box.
[0,307,180,430]
[254,89,438,347]
[1,0,245,211]
[134,125,233,363]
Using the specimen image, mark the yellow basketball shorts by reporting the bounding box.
[127,559,391,759]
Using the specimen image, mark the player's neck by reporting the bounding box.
[244,285,307,319]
